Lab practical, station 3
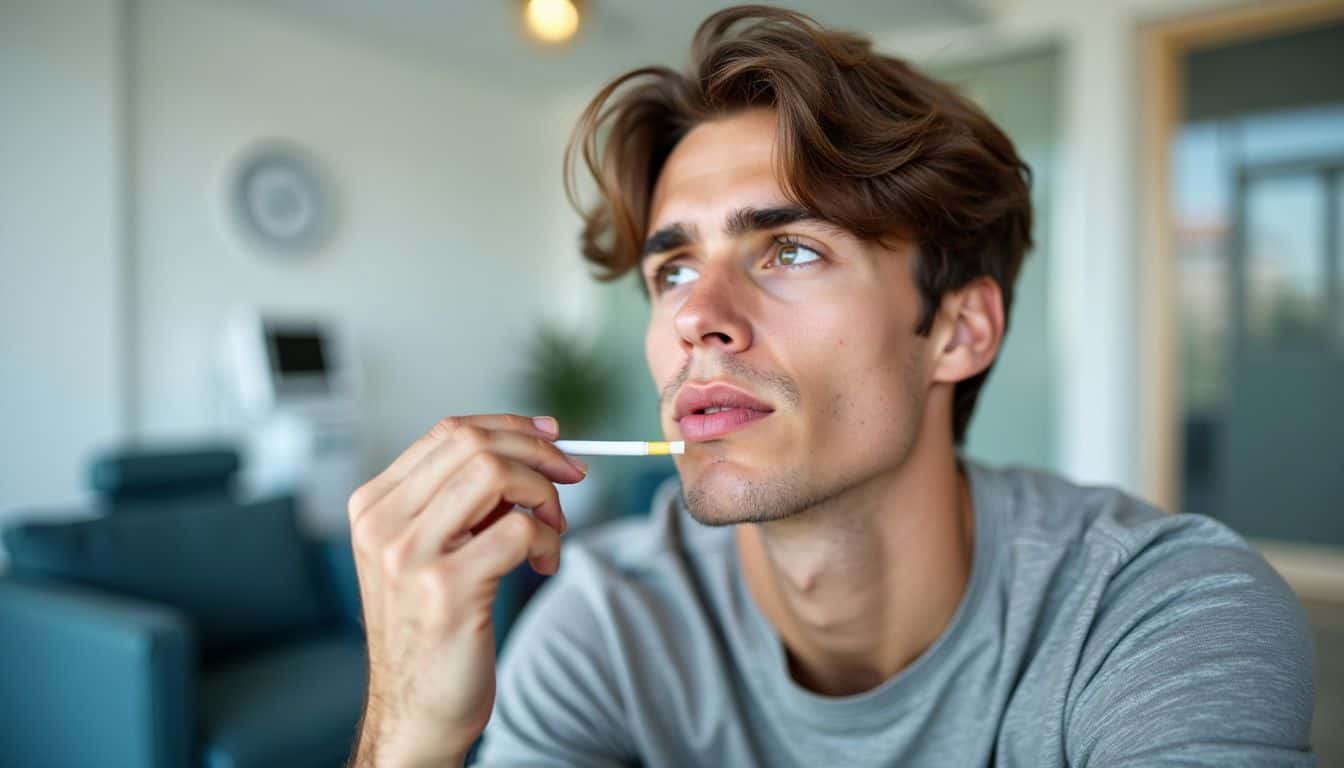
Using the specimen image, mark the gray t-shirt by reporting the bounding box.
[477,459,1316,766]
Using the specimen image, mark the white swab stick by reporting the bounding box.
[554,440,685,456]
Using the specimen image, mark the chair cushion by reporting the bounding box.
[199,632,366,768]
[2,495,323,656]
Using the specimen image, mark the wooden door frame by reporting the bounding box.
[1139,0,1344,601]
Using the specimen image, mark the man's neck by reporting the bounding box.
[734,425,975,697]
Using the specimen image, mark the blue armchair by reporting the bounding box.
[0,445,367,768]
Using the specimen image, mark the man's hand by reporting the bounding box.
[347,414,587,767]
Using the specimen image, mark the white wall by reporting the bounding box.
[131,0,570,481]
[0,0,126,522]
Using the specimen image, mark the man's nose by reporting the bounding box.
[672,265,753,354]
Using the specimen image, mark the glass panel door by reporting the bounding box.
[1217,160,1344,544]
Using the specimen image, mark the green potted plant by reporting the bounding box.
[516,323,616,528]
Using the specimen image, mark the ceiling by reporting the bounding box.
[223,0,988,93]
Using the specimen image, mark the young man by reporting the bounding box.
[349,7,1315,767]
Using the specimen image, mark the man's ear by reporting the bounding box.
[930,276,1005,385]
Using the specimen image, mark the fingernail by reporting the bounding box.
[532,416,558,438]
[567,456,589,475]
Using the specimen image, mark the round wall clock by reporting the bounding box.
[230,141,333,257]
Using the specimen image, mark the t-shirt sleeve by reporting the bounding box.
[1065,523,1317,767]
[472,565,637,767]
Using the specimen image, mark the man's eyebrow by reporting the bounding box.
[642,223,694,259]
[640,205,826,263]
[724,205,819,236]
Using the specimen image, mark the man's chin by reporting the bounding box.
[680,462,809,527]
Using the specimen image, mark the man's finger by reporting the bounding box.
[349,413,558,523]
[456,508,563,581]
[360,427,581,547]
[405,456,566,564]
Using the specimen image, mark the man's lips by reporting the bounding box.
[679,407,772,441]
[673,382,775,442]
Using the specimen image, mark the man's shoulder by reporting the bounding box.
[976,460,1307,642]
[979,462,1314,761]
[994,468,1320,765]
[975,459,1253,566]
[980,461,1309,672]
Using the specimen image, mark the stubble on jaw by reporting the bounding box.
[683,468,813,526]
[678,352,927,529]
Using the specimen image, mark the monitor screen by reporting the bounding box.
[267,329,328,379]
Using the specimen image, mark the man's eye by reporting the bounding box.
[773,243,821,267]
[654,263,699,292]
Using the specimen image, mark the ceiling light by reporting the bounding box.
[524,0,580,44]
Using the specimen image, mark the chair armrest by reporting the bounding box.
[0,577,196,768]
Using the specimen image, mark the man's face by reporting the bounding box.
[643,108,934,525]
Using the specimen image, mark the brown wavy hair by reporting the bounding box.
[563,4,1033,445]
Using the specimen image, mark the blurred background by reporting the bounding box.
[2,0,1341,766]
